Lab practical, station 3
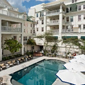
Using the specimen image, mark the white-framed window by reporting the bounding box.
[83,5,85,9]
[70,16,73,22]
[84,15,85,20]
[42,20,44,24]
[66,17,69,22]
[78,5,81,10]
[78,25,81,29]
[78,15,81,21]
[23,36,27,41]
[83,25,85,29]
[37,28,38,31]
[42,27,44,32]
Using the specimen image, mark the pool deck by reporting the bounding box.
[0,56,69,85]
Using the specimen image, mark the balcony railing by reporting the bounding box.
[47,30,59,35]
[0,10,25,19]
[46,10,60,16]
[1,26,22,32]
[47,20,59,25]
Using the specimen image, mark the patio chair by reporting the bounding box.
[29,55,33,59]
[0,63,6,70]
[6,61,13,67]
[21,57,25,62]
[25,55,30,60]
[12,60,17,65]
[18,58,22,63]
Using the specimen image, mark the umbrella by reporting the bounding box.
[56,70,85,85]
[74,54,85,60]
[64,62,85,72]
[70,59,85,64]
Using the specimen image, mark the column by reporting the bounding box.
[21,23,24,55]
[44,10,47,32]
[59,5,63,40]
[0,19,2,61]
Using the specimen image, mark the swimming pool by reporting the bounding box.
[10,59,65,85]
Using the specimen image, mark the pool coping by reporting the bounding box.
[0,56,69,85]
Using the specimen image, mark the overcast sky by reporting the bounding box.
[7,0,56,13]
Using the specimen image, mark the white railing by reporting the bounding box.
[47,10,60,14]
[1,26,22,32]
[47,20,59,25]
[47,30,59,35]
[0,10,25,19]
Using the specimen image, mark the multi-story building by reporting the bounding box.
[28,0,85,51]
[0,0,27,61]
[23,21,40,53]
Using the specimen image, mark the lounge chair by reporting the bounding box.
[12,60,17,65]
[6,61,13,67]
[29,55,33,59]
[0,63,6,70]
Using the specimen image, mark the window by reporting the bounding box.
[30,30,32,33]
[83,5,85,9]
[42,20,44,24]
[78,25,81,29]
[72,0,74,3]
[37,28,38,31]
[31,24,32,27]
[13,36,17,40]
[84,15,85,19]
[24,36,27,41]
[66,17,69,22]
[66,26,68,29]
[70,16,73,22]
[33,30,35,33]
[78,15,81,21]
[66,8,69,13]
[83,25,85,29]
[36,13,38,17]
[78,5,81,10]
[42,27,44,32]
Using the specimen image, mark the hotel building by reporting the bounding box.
[28,0,85,52]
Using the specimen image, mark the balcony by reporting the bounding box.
[0,10,25,19]
[47,30,59,35]
[1,26,22,33]
[47,20,59,26]
[46,10,60,17]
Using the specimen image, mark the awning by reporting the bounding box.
[62,36,78,39]
[81,36,85,40]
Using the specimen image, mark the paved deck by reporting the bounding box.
[0,56,69,85]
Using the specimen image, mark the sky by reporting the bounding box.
[7,0,56,14]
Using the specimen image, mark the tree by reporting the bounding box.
[4,39,22,57]
[27,38,36,45]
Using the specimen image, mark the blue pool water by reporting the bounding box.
[10,59,65,85]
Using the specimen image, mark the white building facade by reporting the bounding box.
[0,0,27,61]
[28,0,85,52]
